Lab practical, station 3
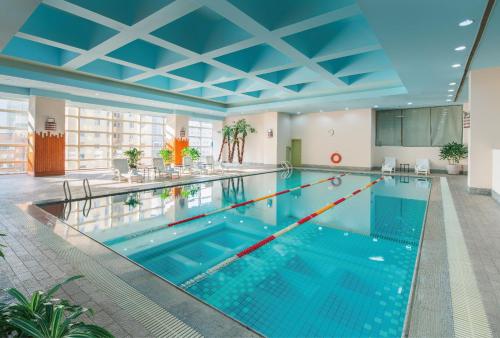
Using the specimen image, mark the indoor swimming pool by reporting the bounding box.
[37,169,431,337]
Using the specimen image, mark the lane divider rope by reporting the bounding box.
[105,173,348,245]
[181,176,385,289]
[166,172,348,227]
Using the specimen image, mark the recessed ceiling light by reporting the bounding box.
[454,45,466,51]
[345,107,349,110]
[373,105,379,108]
[319,110,323,112]
[448,89,454,92]
[449,82,456,86]
[446,99,452,102]
[448,94,453,97]
[458,19,474,27]
[297,112,301,115]
[451,64,461,68]
[407,102,413,105]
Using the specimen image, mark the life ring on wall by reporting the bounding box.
[330,152,342,164]
[331,177,342,186]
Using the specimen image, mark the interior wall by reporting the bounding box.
[468,67,500,191]
[290,109,374,168]
[277,112,291,163]
[223,112,278,164]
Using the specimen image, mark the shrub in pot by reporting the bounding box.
[181,147,201,162]
[439,142,468,175]
[159,149,173,167]
[124,147,142,174]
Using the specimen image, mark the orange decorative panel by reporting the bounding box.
[169,137,189,165]
[28,132,65,176]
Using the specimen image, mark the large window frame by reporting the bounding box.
[0,96,29,174]
[188,120,213,157]
[375,105,463,147]
[65,106,173,170]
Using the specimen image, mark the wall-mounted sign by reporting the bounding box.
[180,127,186,138]
[45,118,56,131]
[267,128,273,138]
[463,111,470,128]
[328,128,335,136]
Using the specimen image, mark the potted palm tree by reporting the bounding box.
[235,119,256,164]
[181,147,201,161]
[439,142,468,175]
[124,147,142,175]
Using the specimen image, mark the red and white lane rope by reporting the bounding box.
[181,176,385,289]
[166,173,348,228]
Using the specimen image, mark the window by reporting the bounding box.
[376,105,462,146]
[65,106,173,170]
[0,97,29,173]
[188,120,213,157]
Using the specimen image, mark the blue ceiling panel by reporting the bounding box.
[78,59,143,80]
[338,69,401,86]
[169,62,236,83]
[151,7,251,54]
[215,44,292,73]
[107,39,185,69]
[136,75,189,91]
[229,0,356,31]
[242,90,262,98]
[65,0,174,26]
[284,83,310,93]
[181,87,227,99]
[213,78,273,92]
[319,50,392,77]
[284,16,380,59]
[20,4,118,50]
[2,37,79,66]
[257,67,322,85]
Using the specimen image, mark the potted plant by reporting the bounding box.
[124,147,142,174]
[159,149,173,167]
[439,142,468,175]
[182,147,201,161]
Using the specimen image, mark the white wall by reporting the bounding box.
[29,96,66,135]
[373,146,449,170]
[468,67,500,191]
[291,109,374,168]
[492,149,500,198]
[224,112,278,164]
[277,112,291,162]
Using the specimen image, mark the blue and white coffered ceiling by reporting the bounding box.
[0,0,492,116]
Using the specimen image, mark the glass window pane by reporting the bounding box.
[79,146,109,160]
[402,108,431,146]
[201,138,212,147]
[376,110,402,146]
[141,134,163,147]
[0,99,28,111]
[189,128,201,137]
[201,128,212,137]
[80,109,110,119]
[190,137,201,147]
[189,120,201,127]
[431,106,463,146]
[65,116,78,130]
[80,132,109,145]
[66,146,78,160]
[79,118,110,132]
[0,145,26,161]
[65,132,78,145]
[79,159,109,169]
[0,111,28,129]
[201,122,212,128]
[141,123,163,135]
[0,128,27,144]
[0,161,25,173]
[65,160,78,170]
[66,107,78,116]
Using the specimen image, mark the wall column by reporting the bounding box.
[27,96,66,176]
[468,67,500,193]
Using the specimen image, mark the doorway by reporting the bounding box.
[291,139,302,167]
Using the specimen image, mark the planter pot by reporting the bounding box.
[447,164,462,175]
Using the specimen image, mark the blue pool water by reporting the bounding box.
[39,170,430,337]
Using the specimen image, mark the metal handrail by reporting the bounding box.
[83,178,92,198]
[63,180,72,201]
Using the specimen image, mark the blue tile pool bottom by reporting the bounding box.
[37,170,430,337]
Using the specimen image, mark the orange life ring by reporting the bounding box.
[330,152,342,164]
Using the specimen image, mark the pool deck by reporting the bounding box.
[0,168,499,337]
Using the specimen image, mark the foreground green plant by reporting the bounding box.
[0,275,113,337]
[159,149,173,164]
[0,233,5,259]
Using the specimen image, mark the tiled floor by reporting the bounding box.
[1,170,499,337]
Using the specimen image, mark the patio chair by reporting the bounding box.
[153,158,180,179]
[204,156,214,173]
[381,157,396,174]
[415,158,430,175]
[112,158,142,183]
[182,156,194,174]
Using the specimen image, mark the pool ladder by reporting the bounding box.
[62,178,92,201]
[279,161,293,178]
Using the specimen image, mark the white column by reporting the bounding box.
[468,67,500,193]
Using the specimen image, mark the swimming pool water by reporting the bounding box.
[38,170,430,337]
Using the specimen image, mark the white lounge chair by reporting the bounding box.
[112,158,142,183]
[415,158,430,176]
[153,158,180,179]
[204,156,214,173]
[182,156,194,174]
[381,157,396,174]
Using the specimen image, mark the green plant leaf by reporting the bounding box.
[46,275,83,299]
[8,317,45,337]
[6,288,30,306]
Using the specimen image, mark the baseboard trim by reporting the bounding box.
[492,190,500,204]
[467,186,492,195]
